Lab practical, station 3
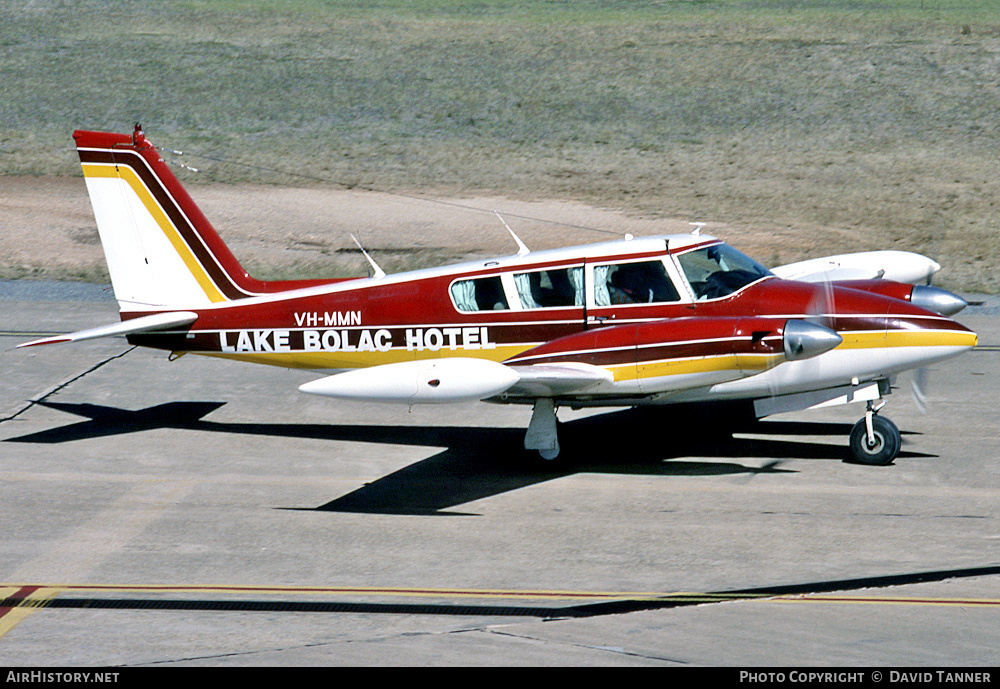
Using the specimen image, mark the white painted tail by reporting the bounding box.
[74,125,298,312]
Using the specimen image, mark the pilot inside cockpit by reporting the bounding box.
[677,243,772,300]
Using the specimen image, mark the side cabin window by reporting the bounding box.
[677,244,772,300]
[594,260,680,306]
[514,267,584,309]
[450,276,510,312]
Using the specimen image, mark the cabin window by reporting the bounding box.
[450,276,510,312]
[513,267,584,309]
[594,260,680,306]
[677,244,772,300]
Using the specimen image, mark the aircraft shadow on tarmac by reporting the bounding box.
[5,400,934,515]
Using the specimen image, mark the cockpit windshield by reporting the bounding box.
[677,243,772,300]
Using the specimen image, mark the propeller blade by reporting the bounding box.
[909,367,929,415]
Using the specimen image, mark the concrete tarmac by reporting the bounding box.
[0,282,997,666]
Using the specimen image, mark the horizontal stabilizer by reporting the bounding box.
[17,311,199,348]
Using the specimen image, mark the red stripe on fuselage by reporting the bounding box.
[506,316,786,367]
[120,253,972,360]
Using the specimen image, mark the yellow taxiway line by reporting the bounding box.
[3,583,998,639]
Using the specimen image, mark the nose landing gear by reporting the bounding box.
[848,400,901,466]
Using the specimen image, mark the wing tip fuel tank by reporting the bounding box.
[772,250,941,284]
[299,358,521,404]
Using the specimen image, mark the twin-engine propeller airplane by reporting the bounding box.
[19,125,977,465]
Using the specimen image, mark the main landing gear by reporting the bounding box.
[848,400,901,466]
[525,398,560,460]
[524,396,905,466]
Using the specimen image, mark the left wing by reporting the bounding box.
[502,362,613,397]
[297,358,612,404]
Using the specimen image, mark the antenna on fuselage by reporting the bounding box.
[690,222,706,236]
[350,234,386,279]
[494,211,530,256]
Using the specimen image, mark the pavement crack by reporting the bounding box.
[481,627,689,665]
[0,345,136,424]
[128,627,492,666]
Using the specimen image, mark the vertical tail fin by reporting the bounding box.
[75,125,267,311]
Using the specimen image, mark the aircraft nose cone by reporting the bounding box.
[783,319,843,361]
[910,285,968,316]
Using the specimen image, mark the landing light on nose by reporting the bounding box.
[783,320,843,361]
[910,285,968,316]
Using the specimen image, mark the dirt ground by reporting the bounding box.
[0,175,936,289]
[0,175,827,285]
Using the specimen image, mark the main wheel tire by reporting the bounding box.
[848,416,901,466]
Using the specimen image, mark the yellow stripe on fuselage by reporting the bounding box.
[193,328,976,377]
[81,162,228,303]
[839,329,978,349]
[618,352,784,383]
[197,344,534,370]
[605,329,976,384]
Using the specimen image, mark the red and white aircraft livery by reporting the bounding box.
[20,125,977,465]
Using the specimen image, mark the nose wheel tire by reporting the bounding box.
[848,415,901,466]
